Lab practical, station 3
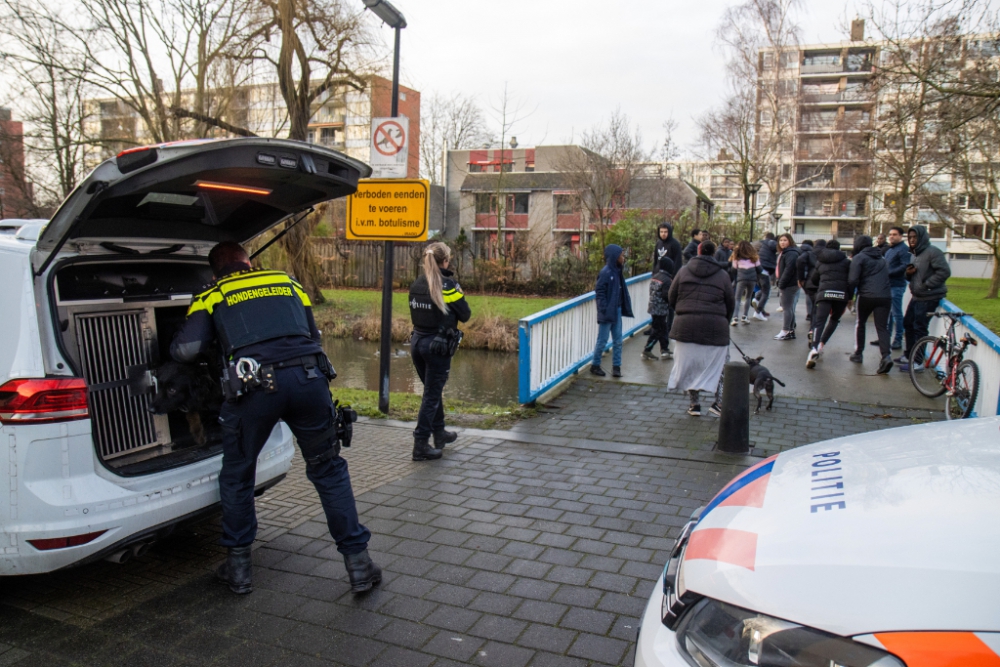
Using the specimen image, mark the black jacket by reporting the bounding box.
[682,239,701,264]
[757,238,778,271]
[808,248,851,302]
[653,224,682,270]
[776,247,800,290]
[668,255,735,347]
[647,268,674,317]
[907,225,951,302]
[796,245,817,286]
[884,240,910,288]
[849,237,891,299]
[409,268,472,334]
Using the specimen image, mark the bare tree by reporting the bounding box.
[419,92,491,184]
[556,109,647,250]
[482,84,530,264]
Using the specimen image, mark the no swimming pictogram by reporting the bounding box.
[373,120,406,156]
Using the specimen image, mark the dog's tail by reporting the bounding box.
[773,377,786,387]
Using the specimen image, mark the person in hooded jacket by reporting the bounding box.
[753,233,778,319]
[642,256,675,361]
[667,241,735,417]
[848,235,894,374]
[805,239,851,369]
[682,229,705,264]
[898,225,951,371]
[774,234,800,340]
[652,222,682,270]
[591,244,634,378]
[882,227,909,350]
[796,240,817,323]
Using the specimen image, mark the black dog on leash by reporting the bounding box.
[747,356,786,414]
[150,361,223,445]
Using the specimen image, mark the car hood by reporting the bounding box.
[681,417,1000,636]
[33,138,371,272]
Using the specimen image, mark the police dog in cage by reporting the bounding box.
[149,361,224,446]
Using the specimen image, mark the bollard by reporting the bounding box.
[716,360,750,454]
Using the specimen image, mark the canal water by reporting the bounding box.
[322,337,519,405]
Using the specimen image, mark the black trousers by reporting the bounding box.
[218,366,370,552]
[812,300,848,347]
[855,296,891,358]
[411,332,452,439]
[644,313,671,353]
[904,298,941,359]
[756,272,772,312]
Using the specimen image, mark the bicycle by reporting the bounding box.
[908,311,980,420]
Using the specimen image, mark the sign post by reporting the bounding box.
[370,117,409,179]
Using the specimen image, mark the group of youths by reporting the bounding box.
[587,221,952,416]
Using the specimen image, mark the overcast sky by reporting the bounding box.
[386,0,864,156]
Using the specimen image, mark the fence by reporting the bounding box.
[931,301,1000,417]
[310,238,422,288]
[518,273,652,404]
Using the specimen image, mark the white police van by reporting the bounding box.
[0,138,370,574]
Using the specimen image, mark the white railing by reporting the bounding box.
[518,273,651,404]
[930,301,1000,417]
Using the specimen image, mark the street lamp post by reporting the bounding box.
[363,0,407,414]
[747,183,763,240]
[773,212,783,234]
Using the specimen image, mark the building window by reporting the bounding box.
[468,163,483,173]
[556,194,578,215]
[968,193,987,209]
[475,193,492,214]
[525,163,535,172]
[511,193,529,214]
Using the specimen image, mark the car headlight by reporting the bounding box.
[676,598,905,667]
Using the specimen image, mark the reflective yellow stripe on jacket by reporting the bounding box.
[442,287,464,304]
[186,271,311,317]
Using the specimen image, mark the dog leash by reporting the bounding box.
[730,340,753,365]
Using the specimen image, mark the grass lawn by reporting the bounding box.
[319,288,563,321]
[330,387,533,429]
[946,278,1000,336]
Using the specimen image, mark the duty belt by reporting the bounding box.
[220,354,336,401]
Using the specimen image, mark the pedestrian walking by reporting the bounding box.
[796,240,817,324]
[730,241,762,325]
[848,235,894,374]
[643,256,675,360]
[667,241,735,417]
[591,244,634,378]
[898,225,951,371]
[882,227,909,351]
[682,229,704,264]
[753,233,778,319]
[171,242,379,596]
[774,234,800,341]
[805,239,851,369]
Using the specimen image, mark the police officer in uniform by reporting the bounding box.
[171,241,379,595]
[408,242,471,461]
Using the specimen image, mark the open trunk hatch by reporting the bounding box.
[34,138,371,272]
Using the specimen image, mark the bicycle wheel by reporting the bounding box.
[945,360,980,420]
[909,336,948,398]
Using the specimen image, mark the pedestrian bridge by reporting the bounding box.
[518,273,1000,417]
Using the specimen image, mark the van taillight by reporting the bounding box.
[28,530,106,551]
[0,378,89,424]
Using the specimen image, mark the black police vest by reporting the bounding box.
[409,274,458,334]
[188,270,313,357]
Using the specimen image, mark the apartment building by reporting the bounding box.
[0,108,36,219]
[443,145,713,258]
[663,157,745,221]
[90,75,420,178]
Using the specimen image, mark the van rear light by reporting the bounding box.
[0,378,89,424]
[27,530,107,551]
[195,180,272,196]
[115,145,158,173]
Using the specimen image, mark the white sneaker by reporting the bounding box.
[741,316,750,324]
[806,349,819,369]
[776,305,784,312]
[753,311,768,322]
[731,318,739,327]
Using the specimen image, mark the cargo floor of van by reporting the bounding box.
[53,258,224,475]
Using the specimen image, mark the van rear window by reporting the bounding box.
[56,261,214,302]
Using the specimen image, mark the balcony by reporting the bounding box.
[801,63,843,75]
[474,213,528,230]
[556,213,582,230]
[801,90,872,105]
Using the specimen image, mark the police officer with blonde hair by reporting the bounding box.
[171,241,379,596]
[408,242,471,461]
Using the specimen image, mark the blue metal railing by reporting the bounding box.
[518,273,652,404]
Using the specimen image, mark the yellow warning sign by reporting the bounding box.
[346,179,429,241]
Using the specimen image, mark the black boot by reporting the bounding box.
[216,546,253,594]
[433,430,458,449]
[343,549,382,594]
[412,437,442,461]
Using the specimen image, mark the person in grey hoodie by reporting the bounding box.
[848,235,893,374]
[899,225,951,371]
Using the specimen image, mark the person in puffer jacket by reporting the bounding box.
[805,239,851,369]
[900,225,951,370]
[848,235,893,374]
[642,256,675,361]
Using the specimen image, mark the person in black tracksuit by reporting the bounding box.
[848,235,894,374]
[796,240,817,323]
[651,223,682,338]
[171,242,378,596]
[754,234,778,318]
[643,256,675,360]
[805,240,851,369]
[408,242,472,462]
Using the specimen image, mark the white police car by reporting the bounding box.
[0,138,370,574]
[634,417,1000,666]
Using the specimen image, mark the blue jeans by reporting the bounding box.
[593,308,623,368]
[218,366,370,553]
[889,285,905,345]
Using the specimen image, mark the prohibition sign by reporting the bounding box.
[374,120,406,156]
